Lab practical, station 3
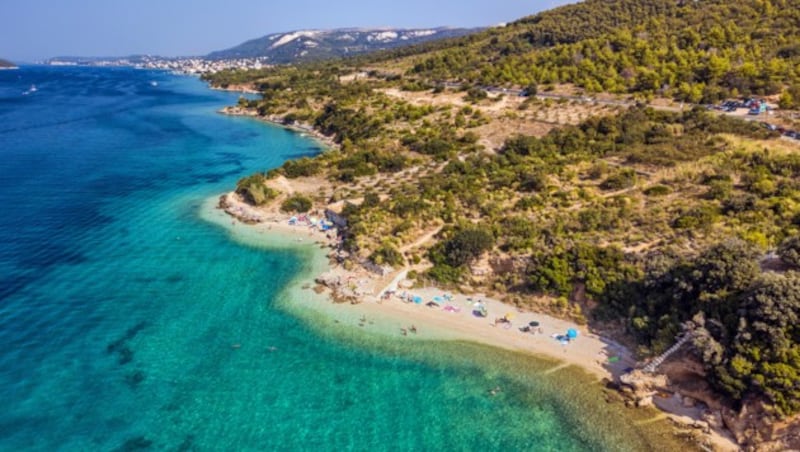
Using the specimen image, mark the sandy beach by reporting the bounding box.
[203,191,741,451]
[214,192,634,381]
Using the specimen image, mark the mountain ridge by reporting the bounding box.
[206,27,479,63]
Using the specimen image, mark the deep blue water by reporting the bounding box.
[0,67,671,451]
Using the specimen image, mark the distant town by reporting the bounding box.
[45,56,269,75]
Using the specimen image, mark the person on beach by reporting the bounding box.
[410,325,417,334]
[401,328,407,336]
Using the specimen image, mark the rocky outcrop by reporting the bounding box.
[314,271,368,304]
[220,106,258,117]
[619,370,669,408]
[620,357,800,451]
[721,401,800,451]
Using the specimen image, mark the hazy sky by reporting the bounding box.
[0,0,573,61]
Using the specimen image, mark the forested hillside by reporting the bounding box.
[206,0,800,434]
[404,0,800,105]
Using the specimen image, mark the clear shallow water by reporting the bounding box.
[0,67,677,451]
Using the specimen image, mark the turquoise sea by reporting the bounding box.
[0,67,682,451]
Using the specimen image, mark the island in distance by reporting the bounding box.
[0,58,18,69]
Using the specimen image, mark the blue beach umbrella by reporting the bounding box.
[567,328,579,339]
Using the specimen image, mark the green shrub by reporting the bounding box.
[643,185,671,196]
[600,169,637,191]
[281,194,313,213]
[778,236,800,267]
[370,243,404,267]
[428,226,494,272]
[705,179,734,200]
[282,158,321,178]
[235,174,279,206]
[673,205,719,229]
[722,194,759,214]
[464,87,488,103]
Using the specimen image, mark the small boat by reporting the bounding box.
[150,81,158,87]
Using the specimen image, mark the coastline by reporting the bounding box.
[210,192,631,380]
[220,105,339,151]
[202,190,740,451]
[210,83,260,94]
[203,85,742,449]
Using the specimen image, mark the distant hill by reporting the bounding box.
[0,58,17,69]
[206,27,478,63]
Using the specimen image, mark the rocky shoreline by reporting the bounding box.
[219,105,339,151]
[217,192,747,451]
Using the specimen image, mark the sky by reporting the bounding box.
[0,0,574,62]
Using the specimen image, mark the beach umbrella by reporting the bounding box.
[567,328,578,339]
[528,321,540,327]
[504,312,515,320]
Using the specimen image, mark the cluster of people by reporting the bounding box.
[400,325,418,336]
[519,325,544,334]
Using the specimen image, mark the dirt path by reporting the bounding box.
[400,226,442,253]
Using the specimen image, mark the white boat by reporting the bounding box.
[150,81,158,87]
[29,84,37,92]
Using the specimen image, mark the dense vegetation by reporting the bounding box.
[406,0,800,104]
[208,0,800,418]
[280,194,313,213]
[604,240,800,415]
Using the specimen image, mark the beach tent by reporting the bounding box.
[412,296,423,304]
[567,328,579,339]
